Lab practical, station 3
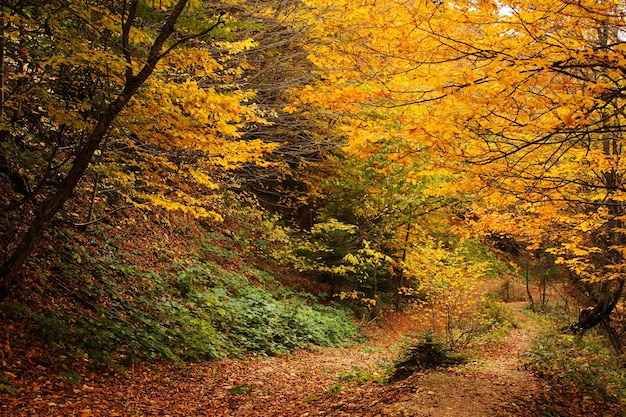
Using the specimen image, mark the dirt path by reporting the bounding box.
[366,301,543,417]
[0,302,542,417]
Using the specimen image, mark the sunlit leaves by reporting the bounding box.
[404,238,490,346]
[298,0,626,289]
[0,0,285,235]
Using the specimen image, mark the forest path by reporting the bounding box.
[368,301,544,417]
[1,301,545,416]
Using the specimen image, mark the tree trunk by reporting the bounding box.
[373,265,378,301]
[525,258,535,312]
[601,318,623,355]
[573,278,624,334]
[0,0,193,298]
[396,205,413,313]
[0,89,138,297]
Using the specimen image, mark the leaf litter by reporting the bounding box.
[0,301,614,416]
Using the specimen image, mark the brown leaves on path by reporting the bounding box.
[360,302,543,417]
[0,312,407,417]
[0,303,547,417]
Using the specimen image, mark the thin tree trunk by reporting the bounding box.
[1,23,5,111]
[541,275,547,311]
[373,265,378,301]
[396,205,413,313]
[525,258,535,312]
[601,318,623,355]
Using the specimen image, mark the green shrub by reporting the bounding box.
[435,296,516,351]
[210,278,357,355]
[479,296,515,328]
[523,332,626,407]
[452,238,514,279]
[0,375,16,394]
[338,366,384,385]
[10,259,357,367]
[390,331,464,381]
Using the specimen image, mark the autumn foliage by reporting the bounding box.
[292,0,626,345]
[1,1,626,413]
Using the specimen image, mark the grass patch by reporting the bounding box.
[338,366,384,385]
[0,375,17,394]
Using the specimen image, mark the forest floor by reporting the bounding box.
[1,300,548,417]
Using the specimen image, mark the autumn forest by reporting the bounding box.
[1,0,626,416]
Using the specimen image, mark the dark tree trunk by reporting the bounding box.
[0,0,194,298]
[525,257,535,312]
[0,80,146,298]
[572,278,624,335]
[396,205,412,313]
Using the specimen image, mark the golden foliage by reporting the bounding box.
[297,0,626,286]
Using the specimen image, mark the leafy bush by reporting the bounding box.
[199,269,357,356]
[11,259,357,367]
[452,238,514,279]
[523,332,626,409]
[471,296,516,344]
[416,292,516,351]
[479,296,515,328]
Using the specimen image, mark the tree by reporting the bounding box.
[297,0,626,339]
[403,237,489,348]
[0,0,270,297]
[430,0,626,339]
[286,0,484,311]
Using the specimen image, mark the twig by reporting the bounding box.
[67,205,135,227]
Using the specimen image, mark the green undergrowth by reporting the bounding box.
[338,365,385,385]
[3,240,357,369]
[389,331,465,381]
[522,331,626,416]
